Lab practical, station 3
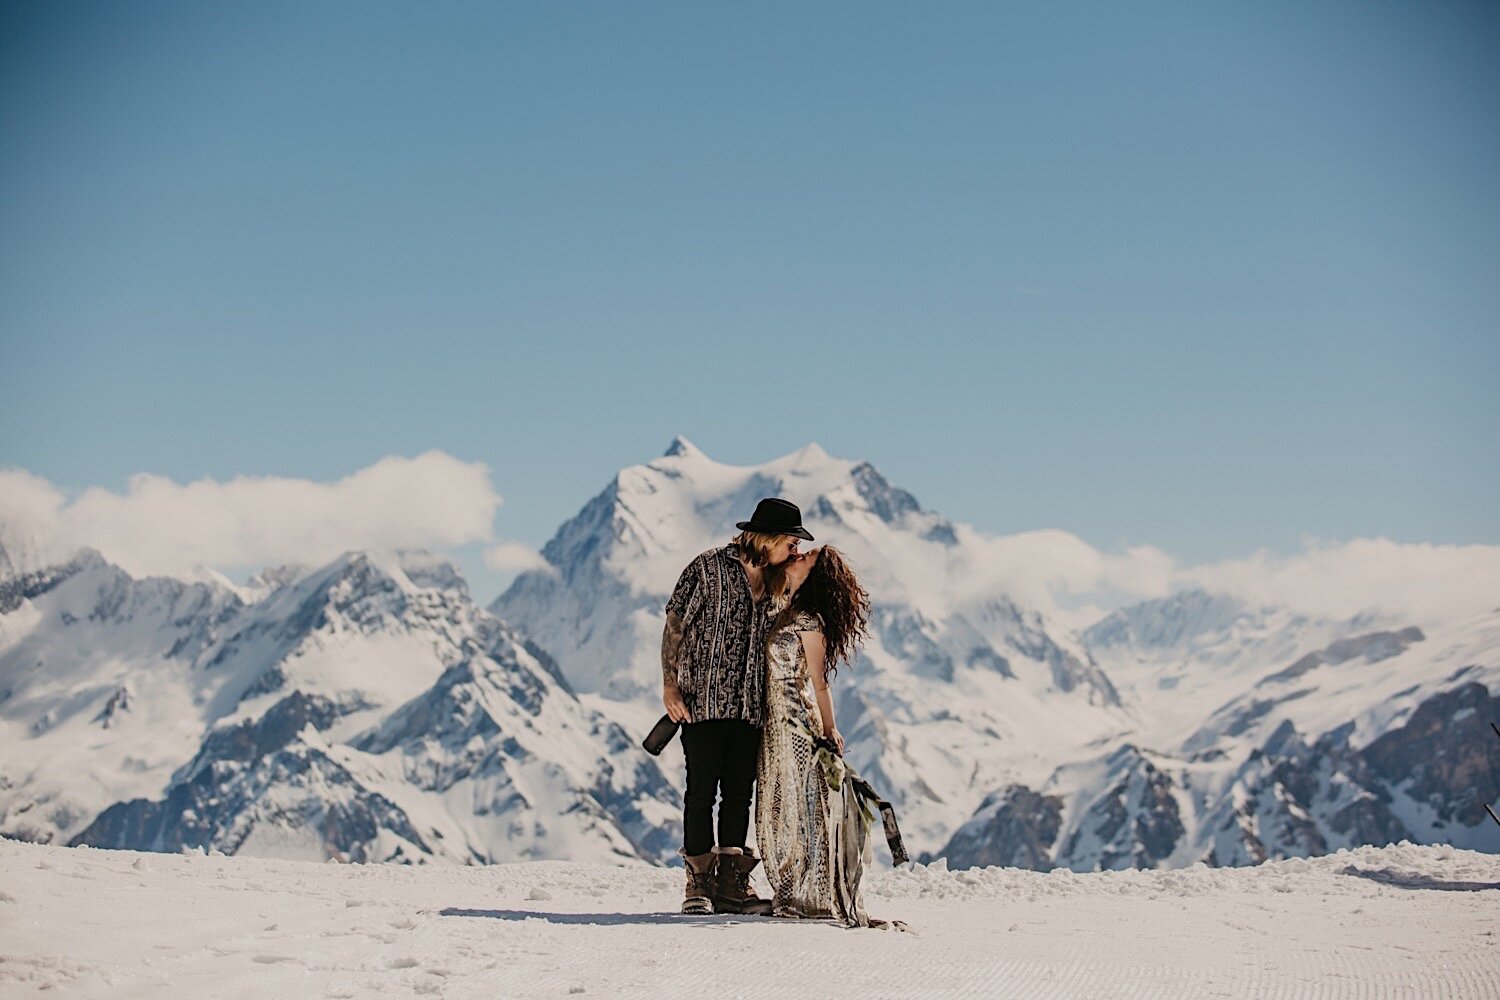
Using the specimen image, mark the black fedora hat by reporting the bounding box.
[737,497,814,541]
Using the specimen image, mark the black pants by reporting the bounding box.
[680,718,762,857]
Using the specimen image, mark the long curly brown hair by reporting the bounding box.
[775,546,870,677]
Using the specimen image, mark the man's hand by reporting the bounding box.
[664,684,693,724]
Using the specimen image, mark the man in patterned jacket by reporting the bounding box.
[661,497,813,915]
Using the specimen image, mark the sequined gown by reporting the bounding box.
[754,610,871,927]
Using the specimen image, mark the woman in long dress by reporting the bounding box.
[755,545,890,928]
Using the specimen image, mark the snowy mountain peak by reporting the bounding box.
[760,442,859,493]
[394,549,469,595]
[245,563,308,593]
[781,441,833,468]
[240,549,469,604]
[848,460,924,525]
[1082,588,1252,650]
[495,441,1051,696]
[0,522,78,582]
[661,435,704,460]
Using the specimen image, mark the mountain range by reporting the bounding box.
[0,546,676,865]
[2,439,1496,870]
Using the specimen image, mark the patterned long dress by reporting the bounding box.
[754,610,872,927]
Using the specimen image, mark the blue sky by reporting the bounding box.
[2,0,1497,583]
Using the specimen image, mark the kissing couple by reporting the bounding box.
[657,497,907,929]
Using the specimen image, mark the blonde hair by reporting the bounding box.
[734,530,784,568]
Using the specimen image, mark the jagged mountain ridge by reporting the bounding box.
[1,546,678,865]
[938,592,1500,871]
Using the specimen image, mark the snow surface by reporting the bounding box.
[2,838,1497,998]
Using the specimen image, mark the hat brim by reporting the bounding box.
[736,520,814,542]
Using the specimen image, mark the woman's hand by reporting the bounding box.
[824,726,845,755]
[664,683,693,724]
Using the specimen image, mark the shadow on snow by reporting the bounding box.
[439,907,786,927]
[1338,866,1500,892]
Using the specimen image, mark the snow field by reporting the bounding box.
[2,839,1497,998]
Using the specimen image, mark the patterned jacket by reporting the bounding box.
[662,543,772,726]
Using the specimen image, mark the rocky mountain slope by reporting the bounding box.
[0,544,678,865]
[937,593,1500,870]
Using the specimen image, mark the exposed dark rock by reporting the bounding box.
[1058,745,1185,870]
[358,659,512,758]
[72,741,429,861]
[946,683,1498,873]
[519,638,576,697]
[850,462,923,524]
[587,719,683,863]
[810,495,845,527]
[1258,627,1425,686]
[238,665,288,701]
[985,599,1122,707]
[1201,718,1411,867]
[1362,681,1500,828]
[92,686,131,729]
[1185,687,1316,751]
[873,608,954,682]
[539,482,616,585]
[180,691,341,783]
[965,646,1015,679]
[71,690,426,860]
[923,522,959,546]
[935,784,1064,870]
[0,549,109,614]
[396,550,469,595]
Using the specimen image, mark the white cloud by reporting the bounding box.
[0,452,503,580]
[1181,536,1500,623]
[5,455,1496,627]
[484,542,555,576]
[938,528,1177,622]
[933,526,1500,628]
[0,469,76,573]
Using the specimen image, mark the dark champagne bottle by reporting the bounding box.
[642,713,681,756]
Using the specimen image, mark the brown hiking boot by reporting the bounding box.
[681,849,716,915]
[712,846,773,915]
